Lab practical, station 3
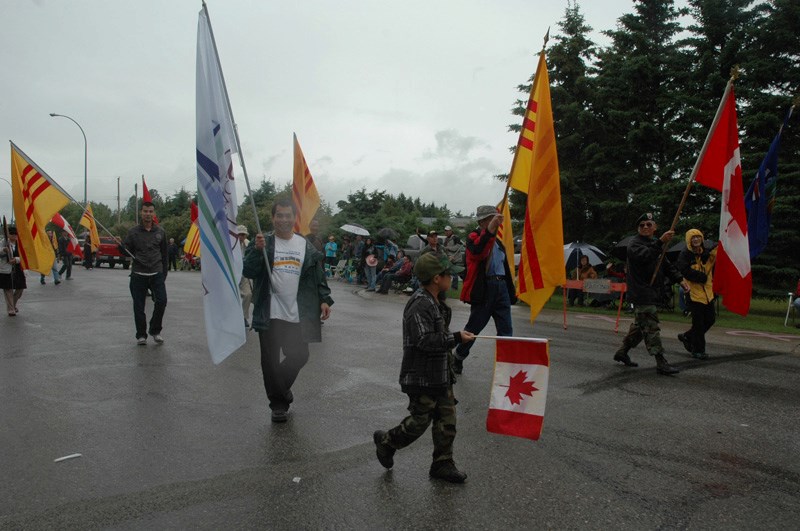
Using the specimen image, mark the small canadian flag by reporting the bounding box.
[486,337,549,441]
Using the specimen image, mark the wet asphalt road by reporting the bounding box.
[1,267,799,529]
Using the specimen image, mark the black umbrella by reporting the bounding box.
[611,235,635,261]
[377,227,399,242]
[666,239,716,262]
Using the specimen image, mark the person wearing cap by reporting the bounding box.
[675,228,717,359]
[443,225,464,290]
[373,253,474,483]
[613,213,690,375]
[416,228,444,258]
[236,224,253,328]
[454,205,517,374]
[1,226,26,316]
[243,198,333,423]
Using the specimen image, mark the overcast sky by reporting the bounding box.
[2,0,657,222]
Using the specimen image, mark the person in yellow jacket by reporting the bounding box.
[676,229,717,359]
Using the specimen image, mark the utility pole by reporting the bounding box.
[134,183,138,224]
[117,177,121,225]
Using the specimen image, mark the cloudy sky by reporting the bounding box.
[2,0,652,221]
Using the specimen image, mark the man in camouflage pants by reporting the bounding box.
[373,254,474,483]
[614,213,690,375]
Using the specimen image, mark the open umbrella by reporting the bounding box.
[339,223,369,236]
[611,235,635,261]
[666,239,716,262]
[564,241,607,270]
[377,227,399,241]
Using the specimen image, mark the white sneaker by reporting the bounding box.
[137,337,147,346]
[153,334,164,344]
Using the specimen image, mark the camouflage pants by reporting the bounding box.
[617,305,665,357]
[383,389,457,464]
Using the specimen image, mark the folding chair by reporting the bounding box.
[331,259,347,280]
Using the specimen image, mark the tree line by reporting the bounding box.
[53,0,798,298]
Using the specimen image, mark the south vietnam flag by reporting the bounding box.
[486,337,549,441]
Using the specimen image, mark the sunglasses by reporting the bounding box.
[638,222,654,228]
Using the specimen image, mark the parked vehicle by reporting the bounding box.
[95,236,131,269]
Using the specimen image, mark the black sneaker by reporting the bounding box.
[613,350,638,367]
[271,409,288,423]
[677,333,692,353]
[655,354,680,375]
[429,460,467,483]
[373,430,395,469]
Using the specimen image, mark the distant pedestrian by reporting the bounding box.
[613,213,689,375]
[82,236,93,270]
[118,202,168,345]
[373,253,473,483]
[243,199,333,423]
[236,224,253,328]
[324,235,338,274]
[1,226,26,316]
[57,230,73,280]
[168,238,180,272]
[39,230,61,285]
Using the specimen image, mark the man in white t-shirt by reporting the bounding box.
[243,198,334,423]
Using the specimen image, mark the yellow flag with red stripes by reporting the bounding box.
[515,51,565,322]
[79,204,101,252]
[292,133,320,235]
[183,201,201,257]
[496,196,515,280]
[10,141,70,274]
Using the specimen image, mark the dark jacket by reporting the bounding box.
[57,235,71,258]
[460,226,517,305]
[242,232,334,341]
[120,224,168,275]
[400,288,459,395]
[625,234,682,306]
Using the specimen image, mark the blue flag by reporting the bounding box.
[744,107,793,259]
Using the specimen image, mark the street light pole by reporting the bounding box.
[49,113,88,206]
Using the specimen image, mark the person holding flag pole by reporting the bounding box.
[196,0,334,432]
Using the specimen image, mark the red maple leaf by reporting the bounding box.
[505,370,538,405]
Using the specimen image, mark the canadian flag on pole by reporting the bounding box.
[51,212,83,259]
[694,83,751,316]
[486,338,549,441]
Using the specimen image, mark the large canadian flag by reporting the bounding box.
[486,338,549,441]
[694,83,751,316]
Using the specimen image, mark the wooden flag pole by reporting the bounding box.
[649,68,739,285]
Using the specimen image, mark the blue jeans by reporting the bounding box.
[130,272,167,339]
[365,265,377,290]
[455,277,513,360]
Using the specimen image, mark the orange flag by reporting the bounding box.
[496,196,516,280]
[292,133,320,235]
[184,201,201,257]
[515,51,565,322]
[10,141,70,274]
[79,204,101,252]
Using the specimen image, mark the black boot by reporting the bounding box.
[429,460,467,483]
[373,430,395,469]
[613,349,638,367]
[453,358,463,375]
[677,333,692,353]
[655,354,679,375]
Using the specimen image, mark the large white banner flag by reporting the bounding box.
[196,7,245,364]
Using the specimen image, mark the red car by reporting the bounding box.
[95,236,131,269]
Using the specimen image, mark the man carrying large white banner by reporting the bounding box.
[196,6,246,364]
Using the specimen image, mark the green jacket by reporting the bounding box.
[242,233,334,341]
